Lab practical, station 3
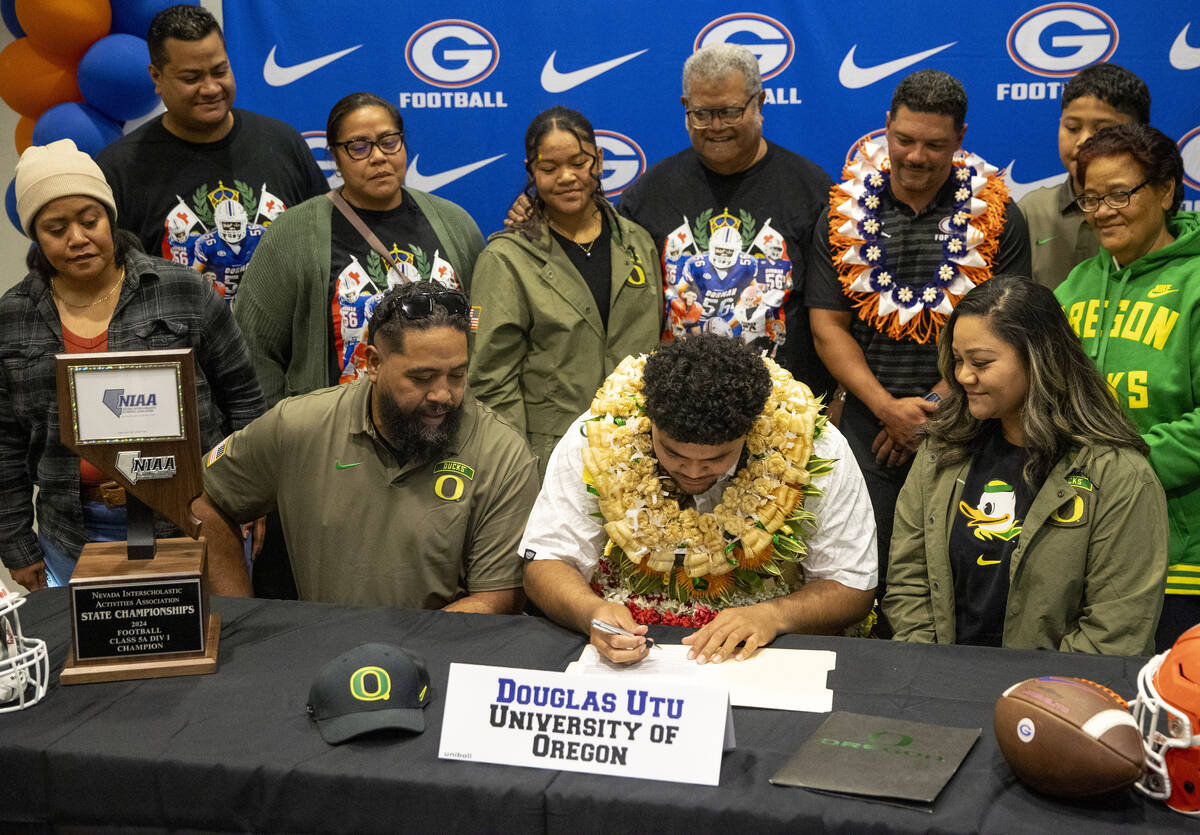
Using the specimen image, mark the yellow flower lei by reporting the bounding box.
[582,354,831,605]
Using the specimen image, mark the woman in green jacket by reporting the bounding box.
[884,276,1167,654]
[236,92,484,406]
[469,107,663,476]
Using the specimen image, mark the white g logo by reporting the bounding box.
[405,20,499,88]
[595,130,645,197]
[1017,717,1036,743]
[303,130,341,187]
[694,13,794,80]
[1180,126,1200,193]
[1007,4,1118,77]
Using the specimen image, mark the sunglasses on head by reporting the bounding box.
[376,290,469,323]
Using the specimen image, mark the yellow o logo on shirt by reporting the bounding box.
[1051,495,1084,525]
[626,264,647,287]
[349,666,391,701]
[435,473,465,502]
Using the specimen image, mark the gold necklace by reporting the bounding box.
[548,210,601,258]
[52,266,125,310]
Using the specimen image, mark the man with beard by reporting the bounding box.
[521,335,876,664]
[194,282,538,611]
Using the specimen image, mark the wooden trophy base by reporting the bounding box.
[60,538,220,685]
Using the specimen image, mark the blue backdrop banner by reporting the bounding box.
[223,1,1200,234]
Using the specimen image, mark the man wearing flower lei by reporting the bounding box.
[520,335,877,665]
[807,70,1031,622]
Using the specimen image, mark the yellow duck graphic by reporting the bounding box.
[959,480,1023,542]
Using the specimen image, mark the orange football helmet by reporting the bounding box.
[1132,623,1200,815]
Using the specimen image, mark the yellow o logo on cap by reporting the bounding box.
[349,666,391,701]
[435,473,465,501]
[626,265,646,287]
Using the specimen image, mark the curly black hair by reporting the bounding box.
[642,335,771,444]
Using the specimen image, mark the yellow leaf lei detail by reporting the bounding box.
[583,354,830,606]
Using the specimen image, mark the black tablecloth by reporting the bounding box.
[0,590,1189,833]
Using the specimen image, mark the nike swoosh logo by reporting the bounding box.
[1170,23,1200,70]
[1001,163,1067,203]
[335,460,363,470]
[263,44,362,87]
[977,556,1001,566]
[541,49,648,93]
[838,42,957,89]
[406,153,505,192]
[1036,236,1056,246]
[1148,287,1179,298]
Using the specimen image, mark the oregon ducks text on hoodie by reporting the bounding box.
[1056,211,1200,595]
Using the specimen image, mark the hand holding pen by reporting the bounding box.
[591,618,659,649]
[587,602,655,665]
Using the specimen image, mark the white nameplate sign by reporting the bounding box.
[438,662,734,786]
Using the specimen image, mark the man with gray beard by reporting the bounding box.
[193,282,538,611]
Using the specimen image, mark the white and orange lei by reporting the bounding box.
[828,140,1010,344]
[581,354,831,627]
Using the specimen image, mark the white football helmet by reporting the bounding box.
[0,586,49,713]
[760,236,784,261]
[214,200,248,244]
[708,226,741,271]
[167,214,190,244]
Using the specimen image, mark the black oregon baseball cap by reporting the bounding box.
[306,643,434,744]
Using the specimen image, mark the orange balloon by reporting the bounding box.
[15,0,112,63]
[0,39,81,119]
[14,116,34,154]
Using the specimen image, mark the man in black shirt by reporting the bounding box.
[96,5,327,265]
[617,42,834,396]
[807,70,1031,614]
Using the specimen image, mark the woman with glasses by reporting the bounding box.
[1054,123,1200,652]
[885,276,1167,654]
[469,106,663,477]
[234,91,484,406]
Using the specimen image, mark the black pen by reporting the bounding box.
[590,618,659,649]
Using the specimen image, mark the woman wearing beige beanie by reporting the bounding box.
[0,139,263,592]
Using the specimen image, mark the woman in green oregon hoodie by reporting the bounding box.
[1055,123,1200,651]
[469,107,663,478]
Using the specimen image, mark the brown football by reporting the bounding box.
[994,676,1145,798]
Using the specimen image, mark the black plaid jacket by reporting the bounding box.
[0,250,265,570]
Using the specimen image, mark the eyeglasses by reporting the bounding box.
[333,131,405,161]
[375,291,469,325]
[684,93,758,128]
[1074,180,1151,212]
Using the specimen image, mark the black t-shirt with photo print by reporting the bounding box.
[327,200,463,386]
[948,425,1036,647]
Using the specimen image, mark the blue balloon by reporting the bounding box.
[5,178,21,235]
[0,0,23,39]
[79,35,160,122]
[111,0,197,38]
[32,103,123,158]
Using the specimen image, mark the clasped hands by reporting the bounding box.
[871,395,938,467]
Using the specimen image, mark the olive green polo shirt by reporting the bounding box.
[203,375,537,608]
[1018,178,1099,290]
